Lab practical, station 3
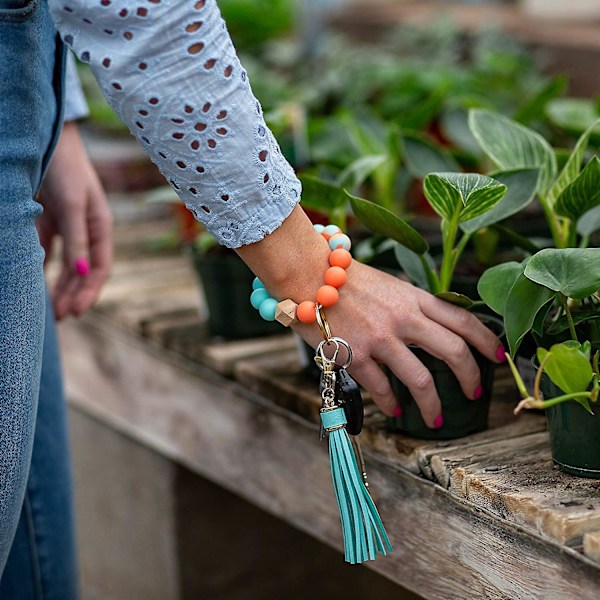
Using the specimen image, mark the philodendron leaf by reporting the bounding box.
[347,193,429,255]
[468,109,557,196]
[401,131,461,180]
[524,248,600,299]
[554,156,600,223]
[538,342,594,396]
[546,118,600,208]
[460,168,539,234]
[578,204,600,238]
[505,272,555,355]
[299,174,349,213]
[423,172,506,223]
[477,261,524,316]
[336,154,388,190]
[434,291,475,309]
[393,243,432,291]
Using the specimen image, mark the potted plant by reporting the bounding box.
[478,247,600,477]
[347,169,537,439]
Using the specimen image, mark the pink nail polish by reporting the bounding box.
[496,345,507,363]
[473,385,483,400]
[433,413,443,429]
[75,258,90,277]
[393,405,402,418]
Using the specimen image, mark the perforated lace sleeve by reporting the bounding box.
[48,0,301,248]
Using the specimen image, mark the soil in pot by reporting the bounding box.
[191,249,282,339]
[541,375,600,479]
[387,315,503,440]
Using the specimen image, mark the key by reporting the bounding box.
[336,368,364,436]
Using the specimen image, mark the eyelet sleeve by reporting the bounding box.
[49,0,301,248]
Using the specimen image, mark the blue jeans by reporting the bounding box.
[0,0,77,596]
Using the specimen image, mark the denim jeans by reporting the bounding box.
[0,292,78,600]
[0,0,75,592]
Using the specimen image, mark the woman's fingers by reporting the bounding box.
[418,293,504,363]
[373,341,442,428]
[348,358,397,417]
[404,317,482,400]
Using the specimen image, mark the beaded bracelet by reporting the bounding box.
[250,224,352,326]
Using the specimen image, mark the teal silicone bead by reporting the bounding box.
[258,297,278,321]
[324,224,341,237]
[313,224,325,234]
[328,233,351,251]
[250,288,270,309]
[252,277,265,290]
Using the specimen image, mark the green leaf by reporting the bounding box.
[578,204,600,238]
[440,108,482,157]
[546,98,600,140]
[554,156,600,223]
[546,119,600,208]
[348,192,429,255]
[400,131,461,180]
[434,291,475,309]
[299,175,348,213]
[423,172,507,223]
[524,248,600,300]
[468,109,557,196]
[393,243,431,291]
[538,343,594,395]
[460,168,539,234]
[546,312,600,337]
[505,272,555,355]
[336,155,388,190]
[477,261,524,316]
[513,76,567,126]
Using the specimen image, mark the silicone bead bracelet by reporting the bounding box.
[250,224,352,326]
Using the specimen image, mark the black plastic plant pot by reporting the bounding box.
[387,315,503,440]
[191,251,281,339]
[541,376,600,479]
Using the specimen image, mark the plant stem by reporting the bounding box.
[439,211,461,293]
[559,292,578,342]
[534,353,551,401]
[538,193,567,248]
[420,255,440,294]
[537,391,592,409]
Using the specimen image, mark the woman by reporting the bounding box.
[0,0,504,590]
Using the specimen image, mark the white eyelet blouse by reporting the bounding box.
[48,0,302,248]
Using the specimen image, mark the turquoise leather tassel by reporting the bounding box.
[321,407,393,564]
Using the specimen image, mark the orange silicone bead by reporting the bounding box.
[329,248,352,269]
[316,285,339,308]
[324,266,347,288]
[296,301,317,324]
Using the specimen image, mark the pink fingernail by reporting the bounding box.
[496,345,507,363]
[473,385,483,400]
[393,405,402,418]
[75,258,89,277]
[433,413,443,429]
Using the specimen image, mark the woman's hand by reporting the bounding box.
[37,122,113,320]
[237,206,505,428]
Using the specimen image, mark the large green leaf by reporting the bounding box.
[468,109,557,196]
[554,156,600,223]
[440,108,482,157]
[524,248,600,300]
[393,243,431,291]
[460,168,539,234]
[299,174,348,213]
[538,342,594,396]
[546,119,600,208]
[400,131,461,180]
[477,261,524,316]
[423,172,506,223]
[348,193,429,255]
[546,98,600,140]
[336,154,388,190]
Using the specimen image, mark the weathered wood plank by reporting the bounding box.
[584,531,600,563]
[59,313,600,599]
[428,433,600,546]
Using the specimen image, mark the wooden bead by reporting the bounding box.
[324,266,347,288]
[296,301,317,324]
[275,299,298,327]
[329,248,352,269]
[316,285,339,308]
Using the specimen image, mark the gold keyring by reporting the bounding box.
[315,304,332,342]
